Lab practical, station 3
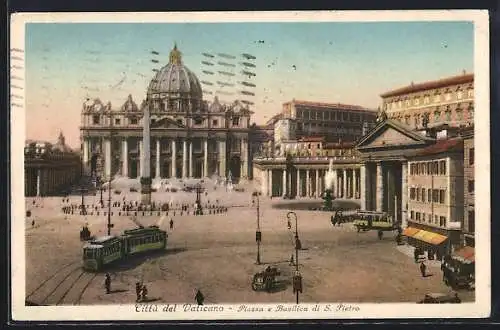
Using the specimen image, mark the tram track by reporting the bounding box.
[26,260,98,306]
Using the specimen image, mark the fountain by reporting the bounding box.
[322,158,336,211]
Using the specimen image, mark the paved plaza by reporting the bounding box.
[25,180,474,305]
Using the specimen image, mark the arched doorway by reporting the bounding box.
[90,154,99,177]
[229,155,241,181]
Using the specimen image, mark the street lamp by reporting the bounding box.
[107,174,113,235]
[252,192,261,265]
[287,211,302,304]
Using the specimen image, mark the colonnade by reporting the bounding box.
[260,167,361,199]
[24,166,80,197]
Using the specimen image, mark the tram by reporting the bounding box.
[82,225,167,271]
[352,211,397,232]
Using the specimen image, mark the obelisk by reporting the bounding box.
[140,101,152,204]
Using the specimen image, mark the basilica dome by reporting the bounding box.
[147,44,203,101]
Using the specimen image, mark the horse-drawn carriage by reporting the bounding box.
[251,266,281,292]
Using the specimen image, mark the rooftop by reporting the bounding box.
[416,138,463,157]
[381,73,474,98]
[285,99,377,112]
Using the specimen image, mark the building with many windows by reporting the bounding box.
[24,132,81,196]
[279,100,377,142]
[405,138,464,257]
[381,72,474,130]
[462,128,475,247]
[80,45,253,182]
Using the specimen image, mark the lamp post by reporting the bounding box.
[252,192,261,265]
[287,211,302,304]
[80,144,86,215]
[107,175,113,235]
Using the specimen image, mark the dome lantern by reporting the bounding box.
[169,43,182,65]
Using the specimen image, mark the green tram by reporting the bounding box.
[83,225,167,271]
[352,211,397,232]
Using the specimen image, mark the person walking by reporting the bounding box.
[420,262,427,278]
[169,218,174,230]
[135,282,142,302]
[104,273,111,294]
[195,289,205,305]
[377,230,383,240]
[141,284,148,302]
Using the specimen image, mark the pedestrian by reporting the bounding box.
[420,262,427,278]
[413,248,419,263]
[135,282,142,302]
[287,219,291,230]
[195,289,205,306]
[31,219,35,228]
[289,254,294,266]
[169,218,174,230]
[377,230,383,240]
[141,284,148,302]
[104,273,111,294]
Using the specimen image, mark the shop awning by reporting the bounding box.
[452,246,475,264]
[403,227,448,245]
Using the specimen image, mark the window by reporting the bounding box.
[194,117,203,125]
[424,96,430,104]
[232,117,240,126]
[439,160,446,175]
[434,215,439,225]
[445,111,451,121]
[434,94,441,103]
[468,211,475,233]
[93,115,100,125]
[456,110,463,121]
[428,214,433,224]
[445,92,451,101]
[414,98,420,106]
[432,189,439,203]
[410,210,415,220]
[439,190,445,204]
[410,187,416,200]
[130,117,138,125]
[468,180,474,193]
[469,148,475,165]
[428,189,432,202]
[416,188,420,201]
[416,212,421,221]
[439,216,446,227]
[115,118,121,125]
[421,188,426,202]
[212,119,218,127]
[434,111,441,122]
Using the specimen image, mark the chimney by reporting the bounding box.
[462,69,467,75]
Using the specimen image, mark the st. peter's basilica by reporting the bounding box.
[80,44,253,182]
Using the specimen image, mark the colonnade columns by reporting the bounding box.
[139,141,143,178]
[376,162,384,212]
[241,139,248,179]
[261,169,269,196]
[332,169,338,198]
[218,140,226,177]
[203,139,208,177]
[306,170,310,197]
[296,169,301,198]
[268,169,273,197]
[155,139,160,178]
[401,162,408,229]
[104,138,111,179]
[354,169,359,199]
[189,141,193,177]
[315,170,320,198]
[171,140,177,178]
[343,169,347,199]
[122,139,128,177]
[282,169,287,197]
[36,169,41,196]
[182,140,188,178]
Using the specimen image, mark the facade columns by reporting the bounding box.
[261,169,269,196]
[353,169,358,199]
[171,140,177,178]
[241,139,248,179]
[297,169,301,198]
[306,169,311,198]
[203,139,208,178]
[155,138,160,178]
[401,162,408,229]
[83,139,89,167]
[139,141,143,177]
[282,169,287,197]
[218,140,226,177]
[104,138,111,179]
[376,162,384,212]
[189,141,193,177]
[122,139,128,177]
[360,165,367,210]
[182,140,188,178]
[36,169,41,196]
[315,169,319,198]
[343,169,347,199]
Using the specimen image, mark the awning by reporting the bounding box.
[452,246,475,264]
[403,227,447,245]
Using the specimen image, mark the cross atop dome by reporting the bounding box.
[169,43,182,65]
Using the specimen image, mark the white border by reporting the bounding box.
[10,10,490,320]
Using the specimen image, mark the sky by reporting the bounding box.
[23,21,474,148]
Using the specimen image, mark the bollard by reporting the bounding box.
[118,212,121,216]
[142,212,145,216]
[90,212,94,216]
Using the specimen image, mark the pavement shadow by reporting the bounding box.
[267,280,290,293]
[423,274,434,278]
[109,289,128,294]
[102,248,187,272]
[140,297,161,303]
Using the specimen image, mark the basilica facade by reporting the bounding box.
[80,45,253,181]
